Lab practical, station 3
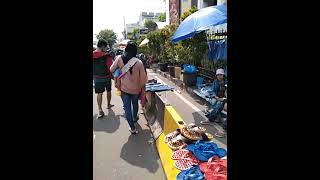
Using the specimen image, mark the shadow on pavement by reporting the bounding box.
[93,109,120,133]
[192,111,227,145]
[120,123,160,173]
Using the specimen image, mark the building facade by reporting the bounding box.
[138,12,162,26]
[125,23,143,34]
[166,0,226,25]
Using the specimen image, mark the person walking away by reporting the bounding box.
[93,39,114,118]
[110,42,147,134]
[139,54,148,114]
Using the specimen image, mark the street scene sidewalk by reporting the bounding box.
[147,70,227,147]
[93,68,226,180]
[93,87,166,180]
[94,1,227,179]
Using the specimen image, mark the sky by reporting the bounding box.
[93,0,166,41]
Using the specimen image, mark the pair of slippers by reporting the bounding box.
[165,130,188,151]
[97,105,115,118]
[171,149,200,171]
[187,141,227,162]
[176,156,227,180]
[181,124,207,141]
[199,156,227,180]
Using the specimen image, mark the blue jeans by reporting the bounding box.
[121,91,139,130]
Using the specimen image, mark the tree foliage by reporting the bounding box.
[158,13,166,22]
[96,29,117,48]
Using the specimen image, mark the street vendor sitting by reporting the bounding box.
[212,68,227,98]
[203,68,227,106]
[201,84,227,126]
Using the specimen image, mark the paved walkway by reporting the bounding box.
[93,87,166,180]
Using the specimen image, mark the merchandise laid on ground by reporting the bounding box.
[165,123,227,179]
[145,81,174,92]
[193,84,216,105]
[206,29,227,63]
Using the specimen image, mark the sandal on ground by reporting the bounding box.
[107,104,114,109]
[186,123,206,132]
[97,111,105,118]
[165,130,180,143]
[167,139,187,151]
[181,127,202,141]
[129,128,139,134]
[176,165,204,180]
[200,120,214,125]
[214,131,226,138]
[172,150,200,171]
[199,156,227,180]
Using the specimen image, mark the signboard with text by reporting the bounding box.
[169,0,180,24]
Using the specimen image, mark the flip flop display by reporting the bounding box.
[200,156,227,180]
[171,149,189,160]
[164,130,179,143]
[181,127,202,141]
[176,165,205,180]
[174,159,196,171]
[181,123,208,141]
[172,150,200,171]
[167,139,187,151]
[163,123,227,177]
[188,140,226,162]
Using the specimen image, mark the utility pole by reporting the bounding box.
[123,16,127,39]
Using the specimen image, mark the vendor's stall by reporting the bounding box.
[165,123,227,179]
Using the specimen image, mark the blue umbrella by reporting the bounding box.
[171,5,227,43]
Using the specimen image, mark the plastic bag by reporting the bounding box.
[188,140,227,162]
[183,64,197,73]
[114,68,120,77]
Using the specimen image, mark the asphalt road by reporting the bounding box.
[93,86,166,180]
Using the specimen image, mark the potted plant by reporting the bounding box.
[173,57,183,79]
[147,31,165,71]
[167,59,175,77]
[174,44,195,86]
[158,60,168,72]
[160,24,179,75]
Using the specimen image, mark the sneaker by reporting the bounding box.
[129,128,139,134]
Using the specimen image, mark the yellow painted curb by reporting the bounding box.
[155,106,186,180]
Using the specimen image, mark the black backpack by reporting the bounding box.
[93,55,110,77]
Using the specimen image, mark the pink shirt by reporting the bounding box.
[110,56,147,95]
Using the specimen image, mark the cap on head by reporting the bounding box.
[216,68,225,75]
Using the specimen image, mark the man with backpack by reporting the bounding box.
[93,39,114,118]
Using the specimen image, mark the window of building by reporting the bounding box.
[191,0,198,7]
[203,0,217,7]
